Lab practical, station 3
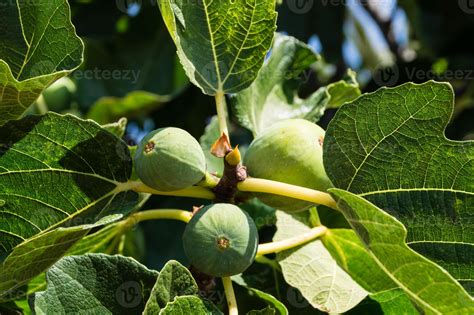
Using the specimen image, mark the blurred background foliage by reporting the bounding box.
[33,0,474,311]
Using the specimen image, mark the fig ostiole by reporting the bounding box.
[134,127,207,191]
[182,203,258,277]
[243,119,333,212]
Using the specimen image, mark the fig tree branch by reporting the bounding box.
[237,178,338,210]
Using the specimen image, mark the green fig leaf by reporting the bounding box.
[68,223,122,255]
[0,113,138,254]
[158,0,277,95]
[0,215,122,302]
[324,81,474,293]
[18,189,150,299]
[330,189,474,314]
[102,117,128,138]
[232,34,360,135]
[0,0,83,125]
[321,229,418,314]
[143,260,199,314]
[159,295,222,315]
[67,192,150,257]
[368,289,419,315]
[87,92,169,125]
[274,211,367,313]
[32,254,158,315]
[232,275,288,315]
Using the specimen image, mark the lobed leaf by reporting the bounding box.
[32,254,158,314]
[0,113,137,254]
[324,81,474,293]
[331,189,474,314]
[0,0,83,124]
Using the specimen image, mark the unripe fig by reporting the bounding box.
[183,204,258,277]
[42,77,76,112]
[244,119,333,212]
[134,128,206,191]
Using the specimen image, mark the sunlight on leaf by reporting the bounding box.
[32,254,157,314]
[324,81,474,293]
[158,0,277,95]
[330,189,474,314]
[0,0,83,124]
[0,113,137,254]
[274,211,367,313]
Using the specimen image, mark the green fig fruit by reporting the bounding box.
[183,204,258,277]
[134,127,206,191]
[244,119,333,212]
[42,77,76,112]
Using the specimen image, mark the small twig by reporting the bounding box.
[213,159,247,203]
[212,144,247,203]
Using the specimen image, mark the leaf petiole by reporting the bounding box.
[125,209,193,225]
[222,276,238,315]
[257,225,328,256]
[237,178,338,210]
[215,91,229,138]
